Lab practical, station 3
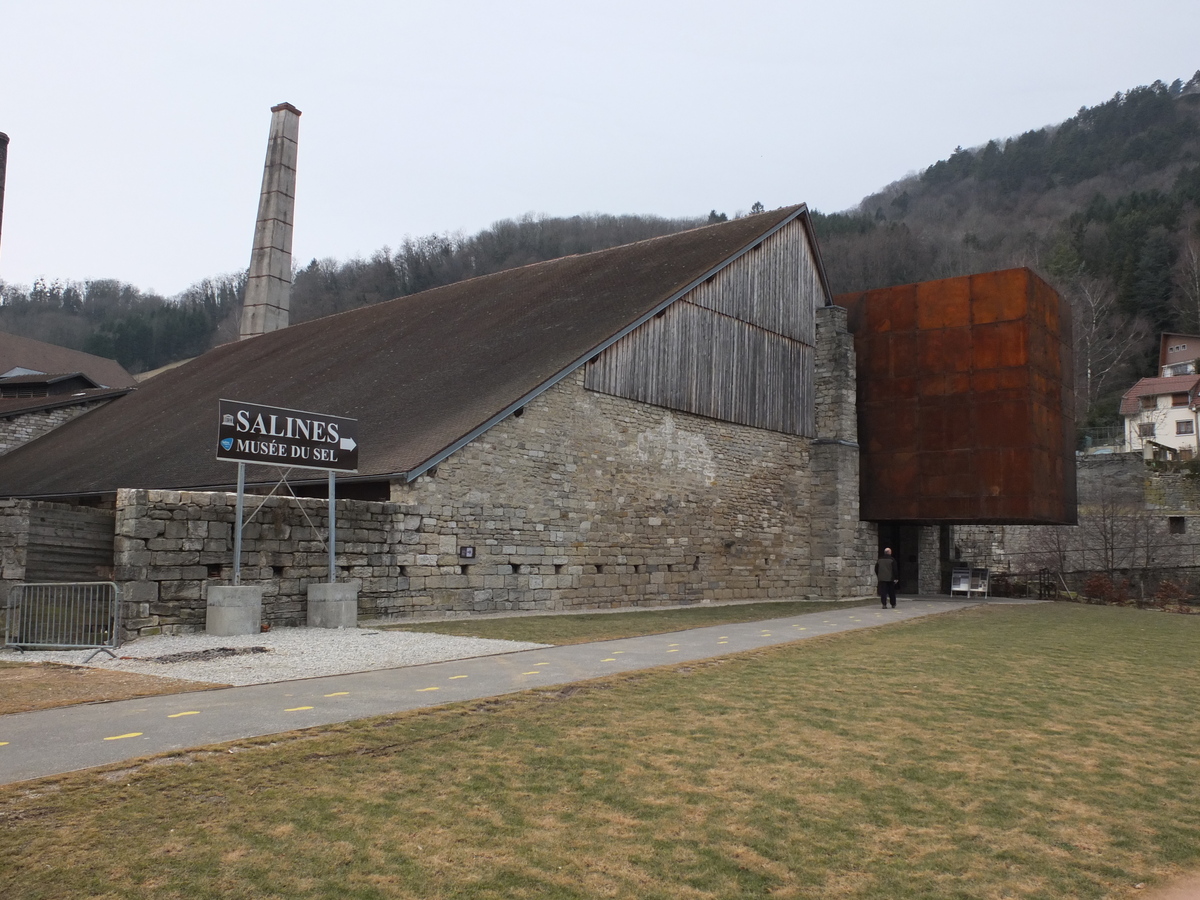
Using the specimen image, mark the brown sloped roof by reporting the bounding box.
[0,205,820,498]
[1119,375,1200,415]
[0,332,137,389]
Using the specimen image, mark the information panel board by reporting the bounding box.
[216,399,359,473]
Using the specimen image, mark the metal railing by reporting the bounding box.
[4,582,121,661]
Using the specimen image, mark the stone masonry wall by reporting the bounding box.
[810,305,876,599]
[0,400,113,456]
[114,489,399,639]
[952,455,1200,577]
[383,368,820,617]
[112,348,873,636]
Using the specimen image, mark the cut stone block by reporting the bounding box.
[206,586,263,636]
[307,582,358,628]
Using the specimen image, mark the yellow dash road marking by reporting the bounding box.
[417,687,440,692]
[324,692,350,697]
[522,671,541,675]
[602,658,617,662]
[718,641,728,644]
[449,675,468,680]
[535,662,551,665]
[613,651,625,655]
[285,706,314,712]
[167,711,199,718]
[0,742,9,747]
[667,649,680,653]
[104,733,142,741]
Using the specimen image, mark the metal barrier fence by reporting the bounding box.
[4,582,121,661]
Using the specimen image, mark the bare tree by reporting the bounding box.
[1174,235,1200,334]
[1065,274,1151,421]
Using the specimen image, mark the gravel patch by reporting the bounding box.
[0,627,550,686]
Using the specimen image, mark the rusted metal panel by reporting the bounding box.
[837,268,1076,525]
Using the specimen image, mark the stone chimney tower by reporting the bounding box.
[0,132,9,260]
[240,103,301,339]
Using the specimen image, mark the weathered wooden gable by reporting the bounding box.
[584,217,822,436]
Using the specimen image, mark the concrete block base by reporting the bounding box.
[307,583,359,628]
[206,586,263,636]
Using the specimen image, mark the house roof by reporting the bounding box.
[0,388,132,419]
[0,372,102,387]
[0,332,137,389]
[0,205,824,498]
[1118,375,1200,415]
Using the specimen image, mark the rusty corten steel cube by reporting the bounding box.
[836,268,1076,524]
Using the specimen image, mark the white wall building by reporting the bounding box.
[1121,375,1200,458]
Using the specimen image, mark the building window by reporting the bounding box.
[1142,396,1158,409]
[1169,516,1186,535]
[1178,420,1195,435]
[1139,423,1156,438]
[1172,393,1190,407]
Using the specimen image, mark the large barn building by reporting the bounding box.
[0,207,1075,638]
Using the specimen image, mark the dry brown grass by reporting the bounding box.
[0,661,220,714]
[0,603,1198,898]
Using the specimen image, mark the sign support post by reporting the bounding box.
[328,470,336,584]
[216,399,360,630]
[233,462,246,586]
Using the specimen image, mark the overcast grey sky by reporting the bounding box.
[1,0,1198,296]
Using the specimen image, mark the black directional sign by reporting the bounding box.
[216,399,359,472]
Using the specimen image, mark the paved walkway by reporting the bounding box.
[0,597,1025,784]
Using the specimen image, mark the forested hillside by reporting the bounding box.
[2,72,1198,429]
[815,72,1200,427]
[0,213,703,374]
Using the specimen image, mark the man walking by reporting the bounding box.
[875,547,899,609]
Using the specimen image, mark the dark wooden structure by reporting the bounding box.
[585,217,823,436]
[837,268,1076,525]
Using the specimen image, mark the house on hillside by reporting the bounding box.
[0,332,136,456]
[1157,332,1200,377]
[1120,375,1200,459]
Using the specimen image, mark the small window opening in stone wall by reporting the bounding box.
[272,565,283,576]
[206,564,222,578]
[596,564,605,574]
[512,407,524,418]
[1169,516,1186,535]
[554,564,563,574]
[692,556,700,570]
[460,564,470,574]
[511,561,523,574]
[398,565,407,576]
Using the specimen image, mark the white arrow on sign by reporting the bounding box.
[340,436,357,451]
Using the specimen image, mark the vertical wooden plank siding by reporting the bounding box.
[685,218,819,345]
[584,220,819,436]
[24,505,116,581]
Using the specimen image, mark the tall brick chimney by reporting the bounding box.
[0,132,9,261]
[240,103,301,339]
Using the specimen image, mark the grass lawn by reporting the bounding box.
[386,598,874,645]
[2,602,1198,899]
[0,661,221,714]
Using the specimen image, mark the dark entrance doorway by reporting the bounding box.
[877,523,920,594]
